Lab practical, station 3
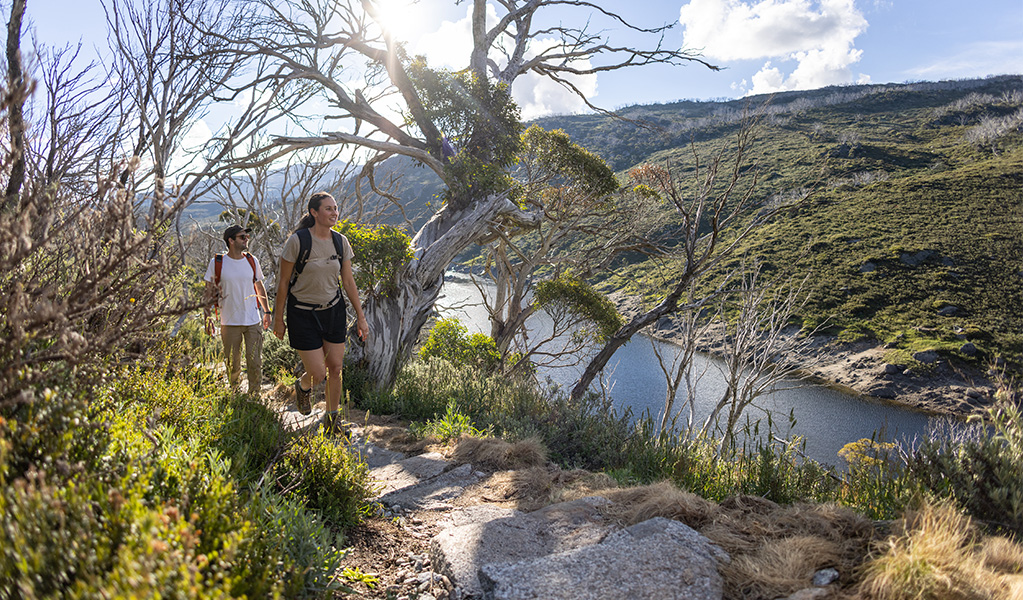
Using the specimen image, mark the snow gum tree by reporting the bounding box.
[213,0,716,389]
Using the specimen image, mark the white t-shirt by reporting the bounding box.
[203,254,266,326]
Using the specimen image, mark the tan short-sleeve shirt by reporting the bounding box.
[282,231,354,306]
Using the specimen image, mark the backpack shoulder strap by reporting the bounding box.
[214,254,224,285]
[243,252,257,283]
[290,228,313,289]
[331,230,345,267]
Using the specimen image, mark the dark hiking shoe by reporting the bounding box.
[294,380,312,415]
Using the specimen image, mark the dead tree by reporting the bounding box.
[569,113,808,401]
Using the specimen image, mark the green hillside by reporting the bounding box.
[310,76,1023,369]
[536,76,1023,369]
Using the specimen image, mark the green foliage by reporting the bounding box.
[337,220,414,298]
[907,399,1023,537]
[410,400,491,443]
[0,356,354,598]
[516,125,620,203]
[407,60,522,205]
[270,431,374,530]
[535,276,625,342]
[263,328,300,384]
[418,318,502,372]
[244,487,349,596]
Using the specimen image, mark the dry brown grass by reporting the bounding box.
[450,435,547,470]
[859,502,1023,600]
[601,481,721,529]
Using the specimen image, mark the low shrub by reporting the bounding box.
[419,318,501,372]
[907,398,1023,537]
[269,431,374,530]
[410,400,491,443]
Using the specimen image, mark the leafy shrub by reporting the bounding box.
[410,400,491,443]
[270,431,374,529]
[262,329,300,384]
[907,399,1023,537]
[0,420,341,599]
[243,486,348,597]
[534,275,624,342]
[338,220,414,298]
[419,318,501,372]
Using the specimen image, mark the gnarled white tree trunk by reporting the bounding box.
[348,192,515,388]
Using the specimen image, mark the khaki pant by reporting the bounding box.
[221,324,263,393]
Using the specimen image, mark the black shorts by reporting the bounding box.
[287,296,348,351]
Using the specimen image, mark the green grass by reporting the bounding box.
[583,76,1023,373]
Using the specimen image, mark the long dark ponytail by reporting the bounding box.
[295,191,334,232]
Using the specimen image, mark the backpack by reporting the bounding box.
[213,252,258,310]
[289,228,345,291]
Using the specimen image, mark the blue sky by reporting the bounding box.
[26,0,1023,119]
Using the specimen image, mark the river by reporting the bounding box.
[435,277,941,467]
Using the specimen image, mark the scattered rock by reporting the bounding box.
[960,342,977,356]
[912,350,939,364]
[812,568,840,587]
[860,262,876,273]
[900,250,933,266]
[937,306,959,317]
[868,384,898,399]
[883,363,903,375]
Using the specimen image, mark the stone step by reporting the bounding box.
[430,497,728,600]
[478,517,728,600]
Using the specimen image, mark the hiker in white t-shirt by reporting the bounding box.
[203,225,271,394]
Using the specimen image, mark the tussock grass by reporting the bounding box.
[860,502,1023,600]
[724,536,842,599]
[603,481,720,529]
[451,435,548,470]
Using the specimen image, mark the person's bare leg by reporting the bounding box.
[296,348,327,393]
[322,341,346,414]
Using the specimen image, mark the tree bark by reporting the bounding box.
[348,192,516,388]
[4,0,27,211]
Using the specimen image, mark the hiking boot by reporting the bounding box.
[294,380,312,415]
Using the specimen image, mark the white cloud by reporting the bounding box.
[678,0,868,94]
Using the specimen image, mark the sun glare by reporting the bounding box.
[372,0,423,43]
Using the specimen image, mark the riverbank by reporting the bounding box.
[612,291,999,420]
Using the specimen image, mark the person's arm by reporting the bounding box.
[254,279,271,331]
[272,259,294,340]
[340,259,368,341]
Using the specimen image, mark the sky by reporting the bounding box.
[25,0,1023,122]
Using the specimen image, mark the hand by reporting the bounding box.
[261,312,271,331]
[272,317,285,340]
[204,315,216,337]
[356,314,369,342]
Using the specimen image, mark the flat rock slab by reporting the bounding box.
[351,438,406,470]
[278,407,322,432]
[377,463,484,511]
[479,517,729,600]
[431,497,617,599]
[370,452,451,498]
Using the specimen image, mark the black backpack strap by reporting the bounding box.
[331,230,345,268]
[289,228,313,289]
